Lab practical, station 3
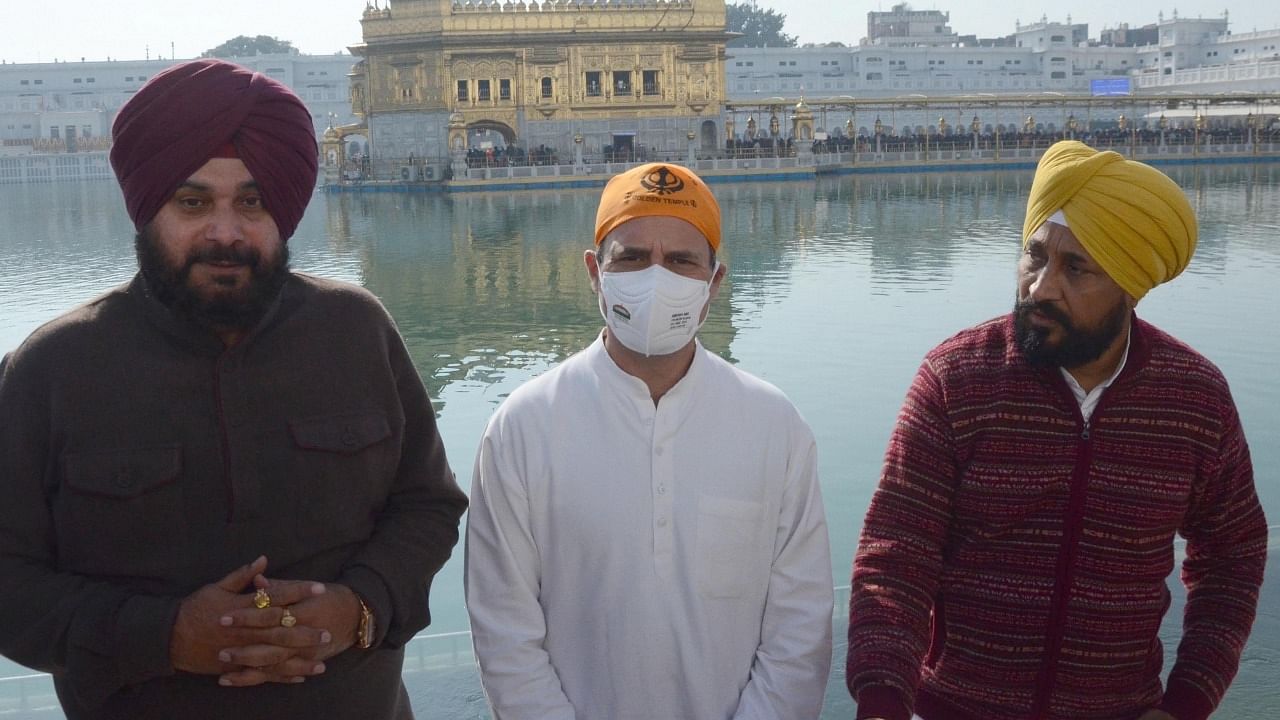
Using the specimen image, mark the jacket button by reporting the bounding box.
[113,469,135,490]
[341,427,358,447]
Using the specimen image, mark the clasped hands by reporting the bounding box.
[169,556,362,687]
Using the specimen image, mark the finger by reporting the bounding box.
[217,656,327,686]
[221,582,325,623]
[215,556,268,593]
[260,657,327,678]
[219,606,292,629]
[215,622,332,650]
[251,579,327,607]
[217,644,296,668]
[260,626,332,649]
[218,668,306,687]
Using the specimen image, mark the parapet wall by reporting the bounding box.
[362,0,725,39]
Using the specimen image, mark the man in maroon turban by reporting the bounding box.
[0,59,468,719]
[110,58,320,341]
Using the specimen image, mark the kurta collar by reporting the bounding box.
[585,330,708,407]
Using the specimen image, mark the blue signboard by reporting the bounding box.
[1090,78,1132,96]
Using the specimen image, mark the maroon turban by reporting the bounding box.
[110,59,318,240]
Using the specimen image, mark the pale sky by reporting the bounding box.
[3,1,1275,65]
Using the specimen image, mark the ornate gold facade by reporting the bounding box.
[349,0,730,166]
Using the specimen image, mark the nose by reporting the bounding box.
[1025,264,1060,303]
[204,204,243,246]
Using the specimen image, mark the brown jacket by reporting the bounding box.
[0,272,468,719]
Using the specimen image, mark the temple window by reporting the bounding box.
[613,70,632,95]
[642,70,659,95]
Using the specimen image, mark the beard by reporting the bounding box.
[135,225,290,332]
[1014,297,1129,369]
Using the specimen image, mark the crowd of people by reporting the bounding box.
[464,143,559,169]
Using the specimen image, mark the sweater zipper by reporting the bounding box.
[1029,412,1095,717]
[213,354,235,522]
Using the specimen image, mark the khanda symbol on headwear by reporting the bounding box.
[640,166,686,195]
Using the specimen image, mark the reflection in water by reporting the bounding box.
[1,164,1279,718]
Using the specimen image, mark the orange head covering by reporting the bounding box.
[594,163,721,250]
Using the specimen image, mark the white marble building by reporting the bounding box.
[0,53,361,150]
[727,10,1280,101]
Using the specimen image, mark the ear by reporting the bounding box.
[584,248,602,294]
[708,261,727,302]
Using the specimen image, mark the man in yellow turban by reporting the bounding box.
[848,142,1266,720]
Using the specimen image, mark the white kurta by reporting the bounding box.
[465,336,834,720]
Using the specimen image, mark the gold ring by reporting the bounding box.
[280,607,297,628]
[253,588,271,609]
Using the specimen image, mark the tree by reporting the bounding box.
[202,35,297,59]
[726,2,796,48]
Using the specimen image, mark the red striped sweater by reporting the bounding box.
[846,314,1267,720]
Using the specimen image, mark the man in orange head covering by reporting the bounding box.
[0,59,468,719]
[847,142,1266,720]
[466,163,834,719]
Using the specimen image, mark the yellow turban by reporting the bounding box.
[1022,141,1197,300]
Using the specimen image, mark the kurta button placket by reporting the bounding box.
[651,400,678,582]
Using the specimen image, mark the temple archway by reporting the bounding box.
[466,120,517,149]
[700,120,718,151]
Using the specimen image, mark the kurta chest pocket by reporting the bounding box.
[288,411,395,542]
[695,495,766,599]
[58,446,185,575]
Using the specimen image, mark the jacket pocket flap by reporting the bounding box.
[290,412,391,454]
[62,447,182,499]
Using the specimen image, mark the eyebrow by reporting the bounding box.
[663,249,702,262]
[1028,240,1095,268]
[175,180,260,192]
[1061,250,1095,267]
[609,245,706,264]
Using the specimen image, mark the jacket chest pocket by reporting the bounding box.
[57,446,186,576]
[288,411,395,543]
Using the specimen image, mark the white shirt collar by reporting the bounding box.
[1060,328,1131,423]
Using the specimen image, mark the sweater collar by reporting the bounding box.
[1004,311,1152,377]
[126,271,291,356]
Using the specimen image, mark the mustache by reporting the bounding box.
[1015,299,1073,329]
[186,245,261,268]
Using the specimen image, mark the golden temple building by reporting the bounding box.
[346,0,730,177]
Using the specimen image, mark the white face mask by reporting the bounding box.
[598,262,718,357]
